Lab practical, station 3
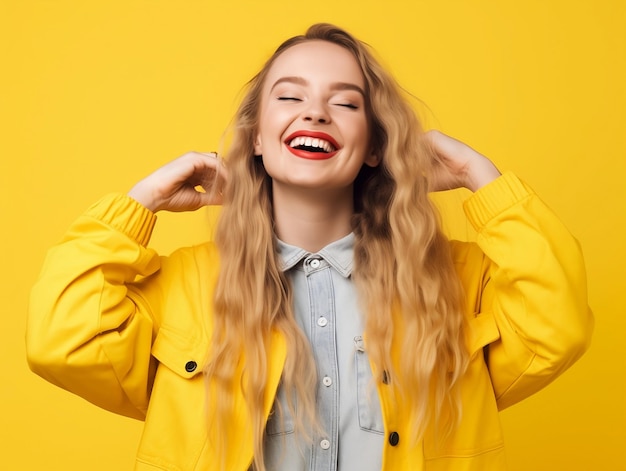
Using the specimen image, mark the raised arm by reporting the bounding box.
[427,131,593,408]
[26,152,227,419]
[128,151,227,212]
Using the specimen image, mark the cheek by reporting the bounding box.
[342,114,369,139]
[255,108,286,151]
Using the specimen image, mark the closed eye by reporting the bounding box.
[277,97,302,102]
[337,103,359,110]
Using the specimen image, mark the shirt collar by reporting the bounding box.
[276,232,355,278]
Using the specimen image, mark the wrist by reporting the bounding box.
[128,184,159,213]
[465,157,501,192]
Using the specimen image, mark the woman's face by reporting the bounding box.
[254,40,378,195]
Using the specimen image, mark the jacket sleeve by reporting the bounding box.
[463,172,594,410]
[26,193,162,420]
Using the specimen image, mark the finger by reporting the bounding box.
[198,152,228,177]
[165,151,227,205]
[196,152,229,190]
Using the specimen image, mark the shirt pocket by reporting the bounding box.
[355,336,385,435]
[266,383,296,436]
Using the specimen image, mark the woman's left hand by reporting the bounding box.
[425,130,502,192]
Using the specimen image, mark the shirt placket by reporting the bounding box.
[304,255,338,471]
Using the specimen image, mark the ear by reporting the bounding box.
[253,134,263,156]
[364,152,381,168]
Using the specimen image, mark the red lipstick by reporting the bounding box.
[284,130,340,160]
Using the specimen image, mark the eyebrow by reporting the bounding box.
[269,76,365,96]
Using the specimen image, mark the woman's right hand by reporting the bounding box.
[127,152,228,213]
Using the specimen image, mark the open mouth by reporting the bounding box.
[288,136,336,154]
[284,131,340,160]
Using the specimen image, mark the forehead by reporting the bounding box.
[265,40,365,89]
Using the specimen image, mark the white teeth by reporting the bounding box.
[288,136,336,152]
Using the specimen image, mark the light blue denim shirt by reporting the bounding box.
[263,233,384,470]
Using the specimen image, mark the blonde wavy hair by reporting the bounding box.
[206,23,468,470]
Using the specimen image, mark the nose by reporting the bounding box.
[302,99,330,124]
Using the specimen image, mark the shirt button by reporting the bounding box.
[388,431,400,446]
[317,317,328,327]
[322,376,332,387]
[320,439,331,450]
[310,259,321,269]
[185,361,197,373]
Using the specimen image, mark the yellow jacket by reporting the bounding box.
[27,173,593,470]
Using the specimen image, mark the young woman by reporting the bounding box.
[27,23,593,471]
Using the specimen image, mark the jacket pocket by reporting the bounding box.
[355,336,385,435]
[139,326,210,471]
[151,324,207,379]
[424,311,503,460]
[465,310,500,359]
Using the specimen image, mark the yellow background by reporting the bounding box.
[2,1,624,469]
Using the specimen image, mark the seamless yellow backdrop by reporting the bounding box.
[1,1,624,470]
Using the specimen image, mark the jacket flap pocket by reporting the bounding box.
[152,325,207,379]
[466,312,500,357]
